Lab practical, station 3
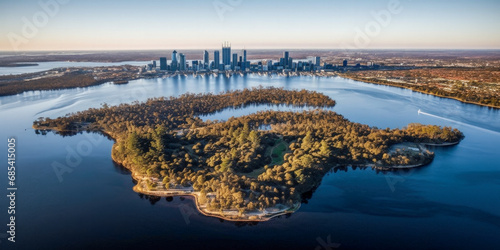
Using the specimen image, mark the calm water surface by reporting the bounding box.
[0,74,499,249]
[0,61,149,75]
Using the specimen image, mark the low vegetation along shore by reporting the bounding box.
[341,69,500,109]
[33,87,464,221]
[1,63,498,110]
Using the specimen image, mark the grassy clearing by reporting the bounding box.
[243,139,290,179]
[270,140,289,166]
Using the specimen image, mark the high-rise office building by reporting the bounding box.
[160,57,167,70]
[232,53,238,70]
[152,60,157,69]
[192,61,198,71]
[171,50,178,71]
[267,60,273,70]
[203,50,209,69]
[214,50,220,70]
[179,53,186,71]
[222,41,231,68]
[315,57,321,67]
[283,51,289,69]
[343,59,348,67]
[242,49,247,71]
[288,57,293,70]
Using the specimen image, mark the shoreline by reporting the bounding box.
[112,147,300,222]
[372,142,455,170]
[32,122,461,222]
[421,141,460,147]
[4,69,498,109]
[0,63,39,67]
[340,75,500,109]
[104,130,450,220]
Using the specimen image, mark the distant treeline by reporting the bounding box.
[0,71,104,96]
[343,71,500,108]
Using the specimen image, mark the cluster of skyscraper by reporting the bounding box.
[155,42,247,72]
[151,42,325,73]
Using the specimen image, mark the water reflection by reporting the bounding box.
[329,175,500,229]
[2,74,499,249]
[0,60,150,75]
[112,161,131,175]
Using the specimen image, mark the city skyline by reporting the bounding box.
[1,0,500,51]
[143,42,358,74]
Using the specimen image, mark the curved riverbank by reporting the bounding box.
[422,141,460,147]
[5,68,498,110]
[111,146,300,222]
[340,75,500,109]
[372,141,461,170]
[33,121,462,222]
[31,87,463,222]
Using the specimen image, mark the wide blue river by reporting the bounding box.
[0,74,499,249]
[0,61,150,76]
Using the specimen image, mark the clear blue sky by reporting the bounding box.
[1,0,499,51]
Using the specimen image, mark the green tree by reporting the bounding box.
[320,140,331,157]
[301,131,313,150]
[126,131,142,156]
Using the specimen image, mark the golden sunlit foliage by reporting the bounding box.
[33,88,463,212]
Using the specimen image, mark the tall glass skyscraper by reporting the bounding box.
[283,51,289,69]
[214,50,220,70]
[203,50,209,69]
[232,53,238,70]
[159,57,167,70]
[179,53,185,71]
[171,50,178,71]
[222,41,231,68]
[242,50,247,71]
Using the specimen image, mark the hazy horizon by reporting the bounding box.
[3,48,500,54]
[1,0,499,51]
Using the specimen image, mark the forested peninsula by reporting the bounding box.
[33,87,464,221]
